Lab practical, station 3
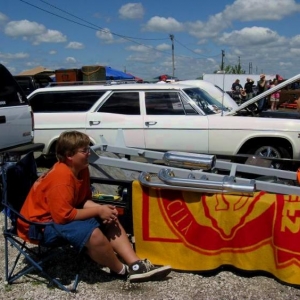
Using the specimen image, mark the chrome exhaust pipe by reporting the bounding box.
[158,169,255,194]
[163,151,216,170]
[139,170,255,196]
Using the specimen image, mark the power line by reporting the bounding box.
[174,37,220,59]
[38,0,168,41]
[19,0,169,54]
[17,0,231,72]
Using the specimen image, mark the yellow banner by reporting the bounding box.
[132,181,300,286]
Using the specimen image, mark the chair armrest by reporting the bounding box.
[3,204,53,227]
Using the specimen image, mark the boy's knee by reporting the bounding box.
[87,228,107,247]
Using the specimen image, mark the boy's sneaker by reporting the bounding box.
[128,259,171,283]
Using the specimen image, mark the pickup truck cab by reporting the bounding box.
[27,79,300,169]
[0,64,44,156]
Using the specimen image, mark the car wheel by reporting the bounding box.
[250,145,290,169]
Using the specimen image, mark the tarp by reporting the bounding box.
[18,66,54,76]
[132,181,300,287]
[105,67,134,80]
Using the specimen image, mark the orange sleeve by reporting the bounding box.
[297,168,300,185]
[47,185,78,224]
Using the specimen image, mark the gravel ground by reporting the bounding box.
[1,154,300,299]
[2,215,300,299]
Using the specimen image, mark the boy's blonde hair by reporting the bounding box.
[56,131,90,162]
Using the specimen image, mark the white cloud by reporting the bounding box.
[33,29,67,45]
[96,28,127,44]
[25,62,39,67]
[119,3,144,19]
[66,42,85,49]
[49,50,57,55]
[0,12,8,23]
[0,52,29,59]
[5,20,45,37]
[126,45,151,52]
[96,28,114,43]
[193,49,203,54]
[127,51,162,63]
[156,43,170,51]
[4,20,66,44]
[290,35,300,47]
[207,58,217,64]
[279,61,293,66]
[290,48,300,55]
[66,57,76,63]
[186,0,300,39]
[223,0,300,22]
[218,27,284,47]
[143,16,184,32]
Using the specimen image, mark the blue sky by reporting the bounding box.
[1,0,300,80]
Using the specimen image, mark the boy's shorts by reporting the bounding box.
[43,218,101,252]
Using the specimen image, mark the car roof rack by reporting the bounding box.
[47,79,137,87]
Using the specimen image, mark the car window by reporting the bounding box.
[98,92,140,115]
[0,72,27,107]
[184,87,225,115]
[145,91,197,115]
[29,91,105,112]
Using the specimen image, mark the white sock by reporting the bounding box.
[118,264,126,275]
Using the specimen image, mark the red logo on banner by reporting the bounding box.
[141,186,300,267]
[152,190,273,254]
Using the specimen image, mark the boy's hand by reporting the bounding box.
[99,205,118,224]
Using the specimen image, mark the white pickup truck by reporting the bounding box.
[0,64,44,156]
[27,76,300,168]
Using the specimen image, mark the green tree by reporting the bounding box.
[214,64,245,74]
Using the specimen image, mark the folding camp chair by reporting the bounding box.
[1,151,135,292]
[1,152,79,292]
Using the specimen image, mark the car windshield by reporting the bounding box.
[183,87,227,115]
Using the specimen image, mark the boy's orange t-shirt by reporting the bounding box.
[17,162,91,242]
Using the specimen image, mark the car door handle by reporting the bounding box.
[0,115,6,124]
[89,121,101,126]
[145,121,157,126]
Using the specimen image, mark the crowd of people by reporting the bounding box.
[231,74,282,111]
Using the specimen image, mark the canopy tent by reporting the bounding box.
[18,66,54,76]
[105,67,134,80]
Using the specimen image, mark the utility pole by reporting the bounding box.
[170,34,175,78]
[221,50,225,71]
[249,62,252,74]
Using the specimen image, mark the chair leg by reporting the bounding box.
[4,236,78,292]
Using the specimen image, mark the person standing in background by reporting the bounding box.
[269,79,278,111]
[244,78,254,100]
[231,79,243,103]
[257,74,268,111]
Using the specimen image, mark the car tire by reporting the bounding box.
[249,144,291,169]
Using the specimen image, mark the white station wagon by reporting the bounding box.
[27,80,300,168]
